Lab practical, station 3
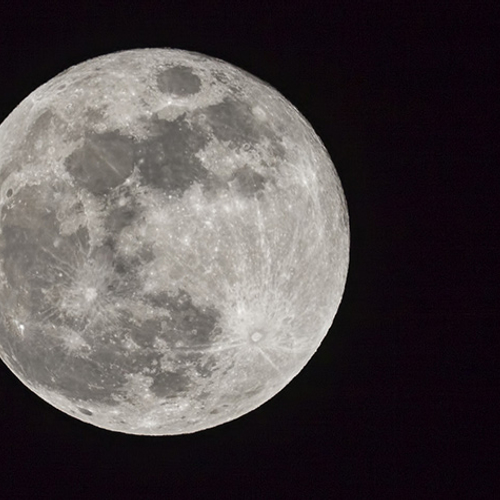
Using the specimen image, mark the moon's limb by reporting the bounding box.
[0,49,349,435]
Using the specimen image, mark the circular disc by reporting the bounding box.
[0,49,349,435]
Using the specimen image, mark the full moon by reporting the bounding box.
[0,49,349,435]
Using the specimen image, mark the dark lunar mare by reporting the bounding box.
[0,68,295,412]
[156,66,202,96]
[194,96,286,159]
[65,130,136,196]
[134,114,211,196]
[228,165,267,197]
[64,113,214,200]
[44,98,281,202]
[0,180,224,407]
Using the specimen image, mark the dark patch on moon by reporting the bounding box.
[65,130,135,195]
[0,224,62,313]
[0,180,156,406]
[78,407,93,416]
[145,289,222,348]
[243,386,264,398]
[109,251,140,281]
[1,329,126,405]
[1,309,167,407]
[156,66,202,96]
[201,174,231,199]
[104,186,142,234]
[128,318,163,349]
[149,370,191,398]
[192,96,286,192]
[0,184,91,317]
[1,224,42,290]
[89,242,114,268]
[126,289,225,397]
[134,115,210,196]
[0,286,224,406]
[1,183,58,231]
[229,166,267,196]
[143,290,172,309]
[105,204,137,234]
[48,349,128,405]
[22,110,68,159]
[60,93,282,201]
[199,97,261,147]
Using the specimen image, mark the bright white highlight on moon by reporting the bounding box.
[251,332,263,343]
[0,48,349,435]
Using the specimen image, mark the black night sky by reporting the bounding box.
[0,1,496,497]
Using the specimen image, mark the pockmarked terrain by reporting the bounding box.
[0,49,349,435]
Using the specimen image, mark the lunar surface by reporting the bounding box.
[0,49,349,435]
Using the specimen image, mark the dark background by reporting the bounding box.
[0,1,497,497]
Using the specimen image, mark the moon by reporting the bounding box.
[0,48,349,435]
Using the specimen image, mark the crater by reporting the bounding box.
[78,407,93,416]
[250,331,263,343]
[156,65,202,96]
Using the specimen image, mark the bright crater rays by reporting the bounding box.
[0,48,349,435]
